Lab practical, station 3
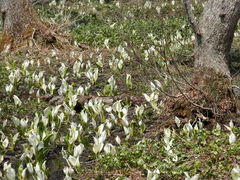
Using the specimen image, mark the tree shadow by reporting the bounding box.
[230,48,240,76]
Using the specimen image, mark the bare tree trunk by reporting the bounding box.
[171,0,240,119]
[0,0,48,52]
[194,0,240,77]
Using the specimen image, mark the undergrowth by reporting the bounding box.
[0,0,240,180]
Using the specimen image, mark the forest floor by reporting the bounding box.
[1,0,240,179]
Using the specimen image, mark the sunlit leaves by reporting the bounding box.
[232,165,240,180]
[59,63,68,78]
[229,131,237,145]
[184,172,200,180]
[3,162,15,180]
[85,68,99,84]
[13,95,22,106]
[68,155,80,167]
[147,169,160,180]
[73,144,84,157]
[225,121,237,145]
[103,76,117,96]
[175,116,181,128]
[126,74,133,89]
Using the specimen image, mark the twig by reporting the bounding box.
[30,28,41,51]
[158,87,186,98]
[161,41,213,111]
[165,61,212,111]
[168,50,209,99]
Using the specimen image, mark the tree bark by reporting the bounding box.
[0,0,49,52]
[194,0,240,77]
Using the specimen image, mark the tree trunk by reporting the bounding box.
[195,0,240,77]
[171,0,240,120]
[0,0,48,52]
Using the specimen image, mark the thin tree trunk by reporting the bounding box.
[0,0,48,52]
[195,0,240,77]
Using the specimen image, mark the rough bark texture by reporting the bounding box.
[195,0,240,77]
[0,0,48,52]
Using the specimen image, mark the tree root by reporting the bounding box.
[165,69,237,121]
